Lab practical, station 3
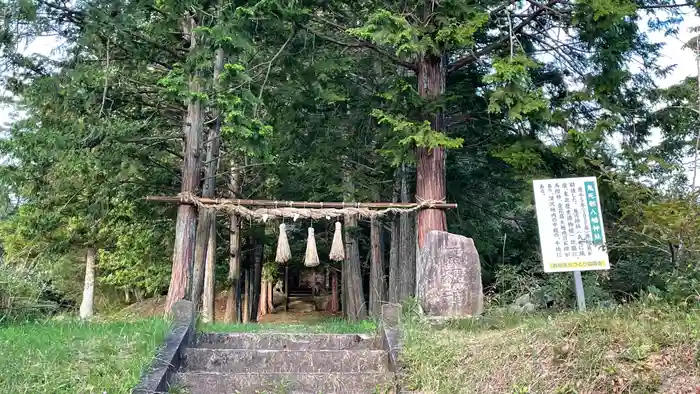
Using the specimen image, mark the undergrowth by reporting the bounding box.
[0,318,169,394]
[401,302,700,394]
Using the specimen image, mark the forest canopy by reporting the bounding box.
[1,0,700,321]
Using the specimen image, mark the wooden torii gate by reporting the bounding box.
[147,194,457,321]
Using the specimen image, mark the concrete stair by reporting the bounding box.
[175,333,394,394]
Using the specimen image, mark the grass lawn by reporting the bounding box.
[0,318,170,394]
[401,303,700,394]
[203,316,377,334]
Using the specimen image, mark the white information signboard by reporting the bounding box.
[533,176,610,273]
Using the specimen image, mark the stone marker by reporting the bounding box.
[416,231,483,318]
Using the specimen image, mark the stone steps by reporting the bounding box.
[182,348,388,373]
[175,332,393,394]
[177,371,394,394]
[196,333,379,350]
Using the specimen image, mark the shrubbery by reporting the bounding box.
[0,264,55,323]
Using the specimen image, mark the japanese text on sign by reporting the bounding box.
[533,177,610,273]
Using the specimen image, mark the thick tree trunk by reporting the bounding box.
[399,165,417,300]
[79,247,97,320]
[369,217,385,317]
[224,161,242,323]
[202,221,216,322]
[192,46,224,317]
[415,56,447,248]
[344,213,367,321]
[165,17,203,314]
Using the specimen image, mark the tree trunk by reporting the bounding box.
[328,270,339,313]
[415,56,447,248]
[165,17,203,315]
[344,213,367,321]
[202,221,216,323]
[191,46,224,316]
[252,240,263,323]
[242,269,249,323]
[388,169,401,303]
[399,164,417,300]
[267,281,274,312]
[258,280,268,319]
[79,247,97,320]
[369,217,385,317]
[224,160,242,323]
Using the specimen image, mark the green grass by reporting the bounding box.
[401,303,700,394]
[0,317,170,394]
[203,316,377,334]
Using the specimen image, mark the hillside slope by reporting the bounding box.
[401,304,700,394]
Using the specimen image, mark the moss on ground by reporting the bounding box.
[401,303,700,394]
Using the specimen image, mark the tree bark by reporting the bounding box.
[267,281,274,311]
[225,160,242,323]
[415,56,447,248]
[79,247,97,320]
[252,240,263,323]
[344,213,367,321]
[242,269,249,323]
[258,280,268,319]
[192,45,223,317]
[165,16,202,315]
[328,270,339,313]
[202,221,216,322]
[388,169,401,303]
[399,164,417,300]
[369,217,385,317]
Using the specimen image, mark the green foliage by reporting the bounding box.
[485,55,549,121]
[0,264,53,323]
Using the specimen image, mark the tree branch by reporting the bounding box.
[448,0,561,73]
[302,21,418,71]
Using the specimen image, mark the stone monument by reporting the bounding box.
[416,230,483,318]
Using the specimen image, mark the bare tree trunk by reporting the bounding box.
[79,247,97,320]
[258,280,268,319]
[399,165,417,300]
[242,269,249,323]
[224,162,242,322]
[165,16,202,314]
[202,221,216,322]
[369,217,384,317]
[252,242,263,322]
[192,46,224,316]
[328,270,339,313]
[344,213,367,321]
[267,281,274,312]
[415,56,447,248]
[388,170,401,303]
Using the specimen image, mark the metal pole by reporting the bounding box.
[573,271,586,312]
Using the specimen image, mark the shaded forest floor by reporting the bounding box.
[400,303,700,394]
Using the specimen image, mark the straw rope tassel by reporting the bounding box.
[304,227,320,267]
[275,223,291,264]
[329,221,345,261]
